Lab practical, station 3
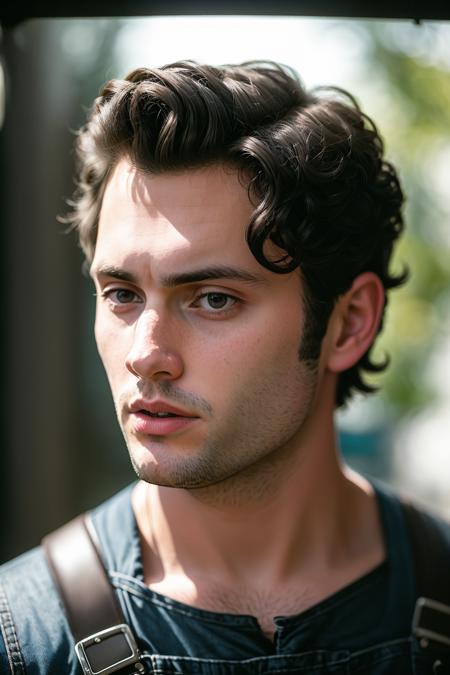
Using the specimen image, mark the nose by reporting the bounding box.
[125,309,184,382]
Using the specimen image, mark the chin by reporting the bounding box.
[128,447,233,490]
[131,463,212,489]
[127,442,202,488]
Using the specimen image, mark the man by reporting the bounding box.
[1,60,449,674]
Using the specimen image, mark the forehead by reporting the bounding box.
[93,160,257,274]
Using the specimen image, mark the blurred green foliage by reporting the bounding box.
[361,23,450,416]
[60,18,450,420]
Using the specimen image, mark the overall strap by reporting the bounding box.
[402,500,450,604]
[402,500,450,660]
[42,515,145,675]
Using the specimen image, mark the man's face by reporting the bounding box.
[91,160,322,489]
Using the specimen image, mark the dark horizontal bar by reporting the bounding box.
[1,0,449,29]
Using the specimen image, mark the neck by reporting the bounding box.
[133,409,380,588]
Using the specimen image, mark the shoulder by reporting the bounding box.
[0,483,137,674]
[402,499,450,543]
[385,482,450,552]
[400,498,450,577]
[373,478,450,543]
[374,479,450,601]
[0,547,79,674]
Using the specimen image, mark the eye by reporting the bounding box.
[193,292,238,313]
[101,288,142,305]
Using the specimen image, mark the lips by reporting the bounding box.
[129,399,198,418]
[128,399,200,436]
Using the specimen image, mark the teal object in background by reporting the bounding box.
[340,427,392,482]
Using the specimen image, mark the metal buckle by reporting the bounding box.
[75,623,141,675]
[413,597,450,648]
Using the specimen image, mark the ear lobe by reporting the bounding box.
[326,272,385,374]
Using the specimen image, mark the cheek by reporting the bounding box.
[194,318,302,389]
[94,317,129,381]
[94,316,110,361]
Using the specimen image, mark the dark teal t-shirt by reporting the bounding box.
[92,481,415,658]
[1,480,448,673]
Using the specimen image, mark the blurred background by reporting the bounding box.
[1,12,449,562]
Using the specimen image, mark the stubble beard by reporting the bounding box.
[122,353,320,508]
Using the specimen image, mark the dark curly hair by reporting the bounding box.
[66,60,406,406]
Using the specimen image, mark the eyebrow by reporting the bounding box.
[91,264,267,287]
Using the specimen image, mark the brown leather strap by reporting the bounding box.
[42,514,124,642]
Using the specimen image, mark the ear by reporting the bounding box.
[325,272,385,374]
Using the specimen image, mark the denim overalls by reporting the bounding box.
[1,482,448,674]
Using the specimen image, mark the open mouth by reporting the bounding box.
[140,410,181,418]
[130,405,199,435]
